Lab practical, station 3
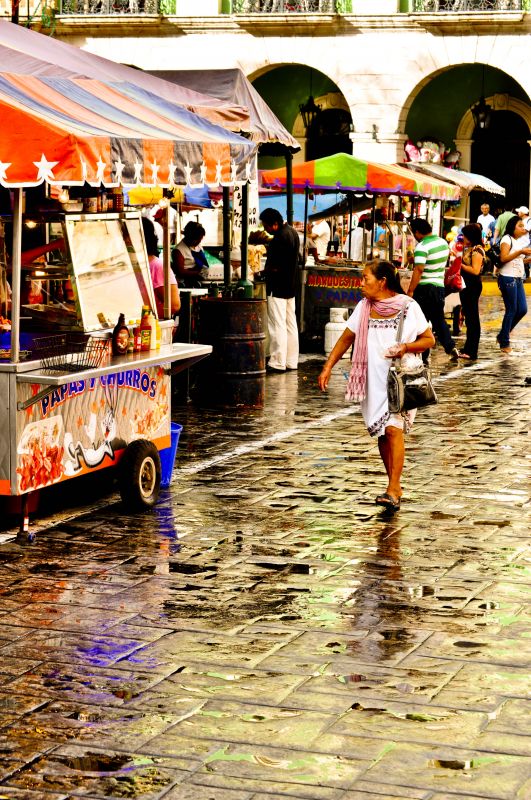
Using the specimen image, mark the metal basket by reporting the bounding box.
[32,333,110,373]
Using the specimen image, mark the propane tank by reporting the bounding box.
[324,307,350,358]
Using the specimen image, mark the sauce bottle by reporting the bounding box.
[127,321,135,353]
[139,306,151,352]
[112,313,129,356]
[147,311,158,351]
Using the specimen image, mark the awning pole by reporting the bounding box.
[347,192,353,259]
[370,194,376,254]
[302,186,309,259]
[162,204,171,319]
[286,151,294,227]
[240,181,249,282]
[222,185,231,286]
[10,188,22,364]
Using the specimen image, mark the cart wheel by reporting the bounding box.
[118,440,161,510]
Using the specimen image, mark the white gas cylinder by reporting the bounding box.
[324,307,350,357]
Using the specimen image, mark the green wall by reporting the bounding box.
[406,64,529,147]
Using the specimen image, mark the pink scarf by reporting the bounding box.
[345,294,409,403]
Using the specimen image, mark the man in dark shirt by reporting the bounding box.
[260,208,300,372]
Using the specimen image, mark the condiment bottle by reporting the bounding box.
[155,318,161,350]
[147,311,158,351]
[127,321,135,353]
[112,313,129,356]
[133,319,142,352]
[139,306,151,352]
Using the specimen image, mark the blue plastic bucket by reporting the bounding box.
[159,423,182,488]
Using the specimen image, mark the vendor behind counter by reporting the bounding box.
[172,221,209,287]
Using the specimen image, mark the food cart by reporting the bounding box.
[0,63,257,539]
[261,153,461,343]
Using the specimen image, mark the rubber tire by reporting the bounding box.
[118,439,161,510]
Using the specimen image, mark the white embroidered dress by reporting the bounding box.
[346,300,430,437]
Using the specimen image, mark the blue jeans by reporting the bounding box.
[497,275,527,348]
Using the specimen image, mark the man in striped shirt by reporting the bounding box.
[407,218,459,362]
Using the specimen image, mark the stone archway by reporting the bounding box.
[455,94,531,211]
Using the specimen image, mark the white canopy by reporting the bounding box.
[403,162,505,196]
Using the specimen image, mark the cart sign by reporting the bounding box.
[14,366,170,495]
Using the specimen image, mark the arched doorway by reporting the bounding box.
[402,64,531,217]
[471,111,530,218]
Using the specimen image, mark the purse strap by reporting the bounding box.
[392,299,412,366]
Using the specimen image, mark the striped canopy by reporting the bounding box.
[0,72,256,189]
[261,152,461,201]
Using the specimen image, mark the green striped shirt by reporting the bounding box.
[414,234,449,287]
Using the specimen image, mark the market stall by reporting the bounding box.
[260,153,461,342]
[0,62,257,537]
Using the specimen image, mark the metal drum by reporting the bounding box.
[197,298,267,408]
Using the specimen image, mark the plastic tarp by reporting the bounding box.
[0,72,256,188]
[259,192,347,221]
[261,152,461,201]
[151,68,300,150]
[0,21,250,131]
[403,161,505,196]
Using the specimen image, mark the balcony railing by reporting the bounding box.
[412,1,525,10]
[59,0,160,13]
[232,1,338,11]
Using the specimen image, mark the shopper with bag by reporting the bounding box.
[317,261,435,512]
[457,223,485,361]
[495,214,531,353]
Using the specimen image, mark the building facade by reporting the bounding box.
[7,0,531,208]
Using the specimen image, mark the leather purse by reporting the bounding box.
[387,303,438,414]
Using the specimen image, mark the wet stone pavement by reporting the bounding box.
[0,295,530,800]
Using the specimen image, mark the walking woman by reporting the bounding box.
[458,223,485,361]
[496,215,531,353]
[318,261,435,512]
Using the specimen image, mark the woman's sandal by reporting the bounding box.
[458,352,472,360]
[375,492,401,512]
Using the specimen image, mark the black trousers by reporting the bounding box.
[459,280,482,359]
[413,283,455,356]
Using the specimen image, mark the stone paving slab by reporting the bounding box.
[0,300,529,798]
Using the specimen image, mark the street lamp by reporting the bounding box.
[299,69,321,134]
[299,94,321,134]
[471,66,492,131]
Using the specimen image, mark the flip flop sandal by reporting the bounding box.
[375,492,401,512]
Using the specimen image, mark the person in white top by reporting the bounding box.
[318,260,434,513]
[515,205,531,232]
[495,214,531,352]
[476,203,495,240]
[309,219,331,260]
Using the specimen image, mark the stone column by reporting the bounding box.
[349,131,409,164]
[453,138,474,223]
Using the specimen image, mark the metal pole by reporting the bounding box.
[286,150,293,227]
[370,194,376,253]
[302,186,309,260]
[162,204,171,319]
[11,188,22,364]
[222,185,231,287]
[347,192,353,259]
[240,181,249,283]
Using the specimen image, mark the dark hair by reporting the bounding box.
[410,218,432,236]
[259,207,284,227]
[183,221,205,243]
[461,223,483,246]
[504,215,520,237]
[366,260,404,294]
[141,216,159,257]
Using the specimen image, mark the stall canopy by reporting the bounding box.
[261,152,461,201]
[0,72,256,188]
[151,68,300,150]
[259,191,348,222]
[0,21,250,132]
[403,162,505,196]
